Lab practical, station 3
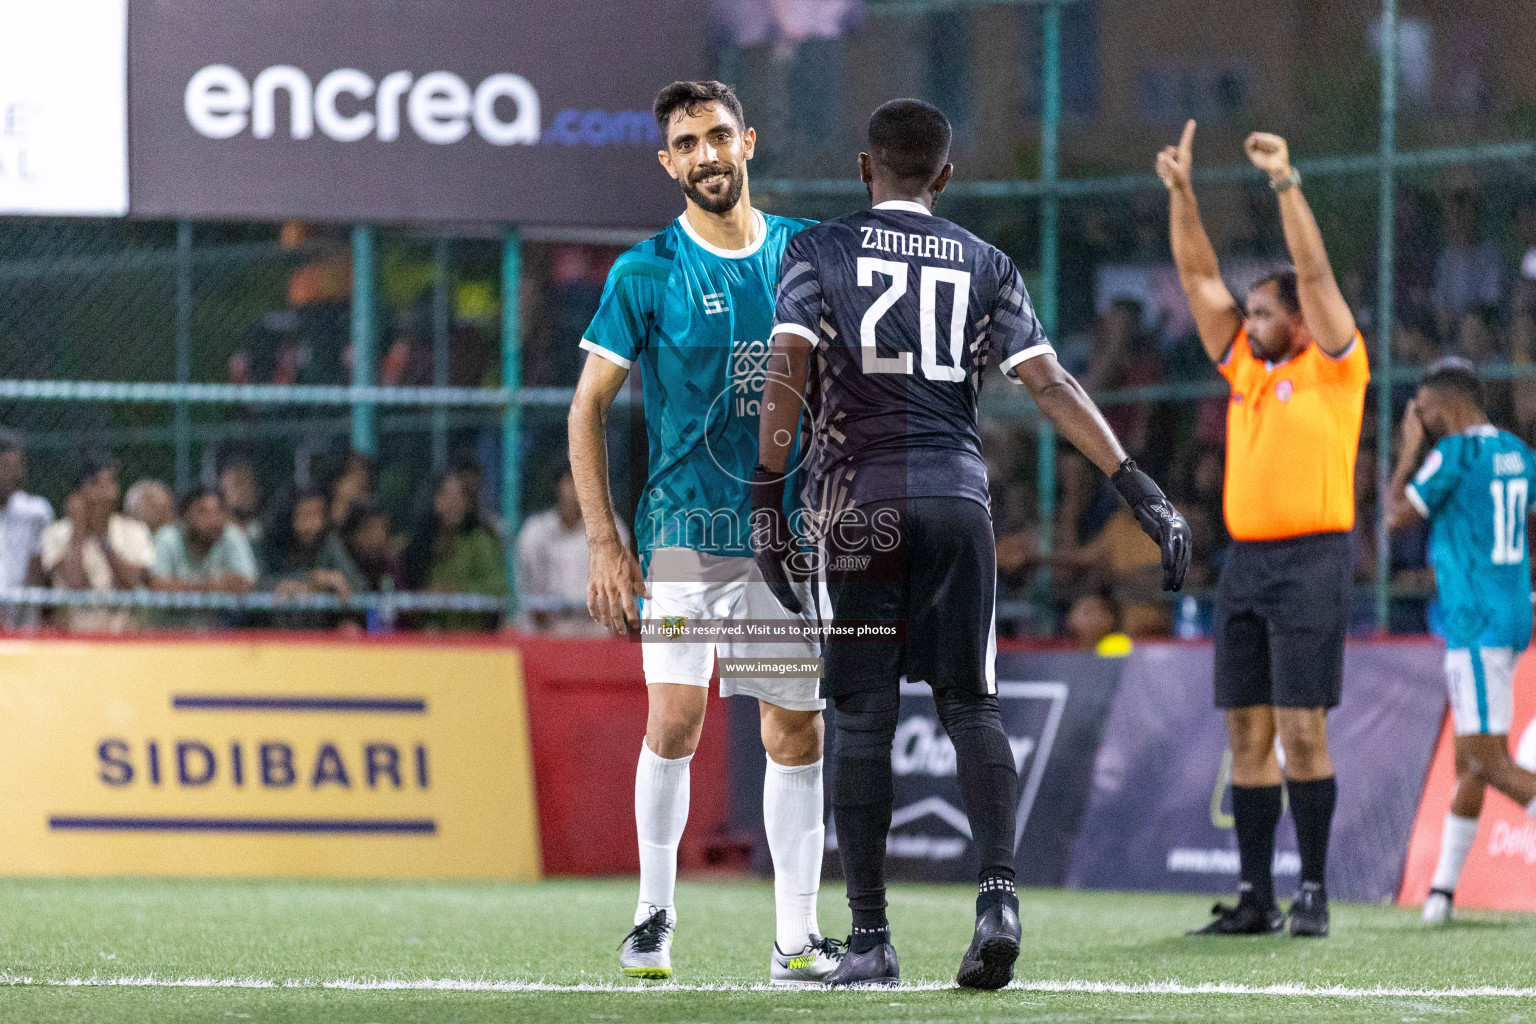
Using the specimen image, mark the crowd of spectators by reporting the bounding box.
[13,180,1536,644]
[0,437,511,635]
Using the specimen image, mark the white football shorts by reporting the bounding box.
[640,547,825,712]
[1444,646,1516,736]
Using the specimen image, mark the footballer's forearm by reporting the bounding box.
[567,355,630,551]
[1385,447,1424,532]
[1016,354,1126,478]
[758,333,811,474]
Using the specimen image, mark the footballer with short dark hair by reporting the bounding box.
[754,98,1190,988]
[569,80,841,986]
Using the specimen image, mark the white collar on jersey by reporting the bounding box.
[872,199,932,216]
[676,208,767,259]
[1462,424,1499,437]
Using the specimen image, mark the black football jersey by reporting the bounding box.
[771,199,1053,524]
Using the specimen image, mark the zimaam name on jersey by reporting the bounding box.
[770,200,1053,530]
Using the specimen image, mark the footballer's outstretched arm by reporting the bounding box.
[1015,352,1192,590]
[1013,352,1126,477]
[568,351,647,633]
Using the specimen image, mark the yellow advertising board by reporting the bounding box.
[0,639,540,879]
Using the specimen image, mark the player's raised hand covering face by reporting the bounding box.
[658,101,756,216]
[1156,120,1196,191]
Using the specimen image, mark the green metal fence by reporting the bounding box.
[737,0,1536,633]
[3,0,1533,634]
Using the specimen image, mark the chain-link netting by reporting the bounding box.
[4,0,1533,640]
[0,218,645,633]
[716,0,1536,639]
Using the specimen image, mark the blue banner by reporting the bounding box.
[1067,641,1445,903]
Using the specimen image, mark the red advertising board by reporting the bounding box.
[1400,649,1536,910]
[518,635,729,876]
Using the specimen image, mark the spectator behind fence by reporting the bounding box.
[454,454,509,544]
[149,487,259,630]
[124,479,175,536]
[515,468,628,635]
[323,449,376,530]
[218,454,264,546]
[339,502,400,592]
[39,448,153,633]
[0,429,54,630]
[401,471,506,632]
[1434,187,1502,338]
[261,489,366,605]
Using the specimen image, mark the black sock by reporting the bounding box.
[1286,776,1337,888]
[1231,783,1283,906]
[832,689,901,954]
[977,874,1018,916]
[934,687,1021,915]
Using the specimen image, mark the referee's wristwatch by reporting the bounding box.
[1270,166,1301,194]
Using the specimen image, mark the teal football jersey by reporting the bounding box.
[581,210,815,558]
[1407,425,1536,651]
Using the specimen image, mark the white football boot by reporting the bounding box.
[1421,889,1455,926]
[620,906,674,979]
[770,934,845,987]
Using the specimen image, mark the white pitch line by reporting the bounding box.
[1,976,1535,999]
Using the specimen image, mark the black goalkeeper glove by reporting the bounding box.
[1111,458,1192,592]
[750,465,803,614]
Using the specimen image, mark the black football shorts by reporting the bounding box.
[819,495,996,699]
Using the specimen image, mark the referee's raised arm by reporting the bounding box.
[1158,121,1243,363]
[1243,132,1357,356]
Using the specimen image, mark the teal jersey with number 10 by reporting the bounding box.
[580,210,815,558]
[1407,425,1536,651]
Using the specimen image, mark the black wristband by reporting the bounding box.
[751,464,787,513]
[1110,458,1165,507]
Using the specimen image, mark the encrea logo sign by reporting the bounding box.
[185,65,541,145]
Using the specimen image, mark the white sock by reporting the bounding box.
[764,757,824,952]
[1430,813,1480,894]
[635,742,691,926]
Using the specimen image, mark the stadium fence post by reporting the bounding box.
[1033,0,1062,626]
[501,226,523,620]
[174,220,193,494]
[351,224,377,456]
[432,236,452,473]
[1374,0,1398,632]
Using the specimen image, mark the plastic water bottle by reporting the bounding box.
[1176,595,1201,639]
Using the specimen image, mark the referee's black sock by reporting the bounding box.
[1286,776,1337,888]
[831,688,900,953]
[1231,783,1283,907]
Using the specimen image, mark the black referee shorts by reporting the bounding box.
[820,496,996,700]
[1212,530,1353,711]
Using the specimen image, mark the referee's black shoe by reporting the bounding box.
[825,940,900,988]
[1187,895,1283,935]
[1287,882,1330,937]
[956,903,1021,990]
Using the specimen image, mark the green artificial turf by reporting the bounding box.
[0,877,1533,1022]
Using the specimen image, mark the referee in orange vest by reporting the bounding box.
[1159,122,1368,938]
